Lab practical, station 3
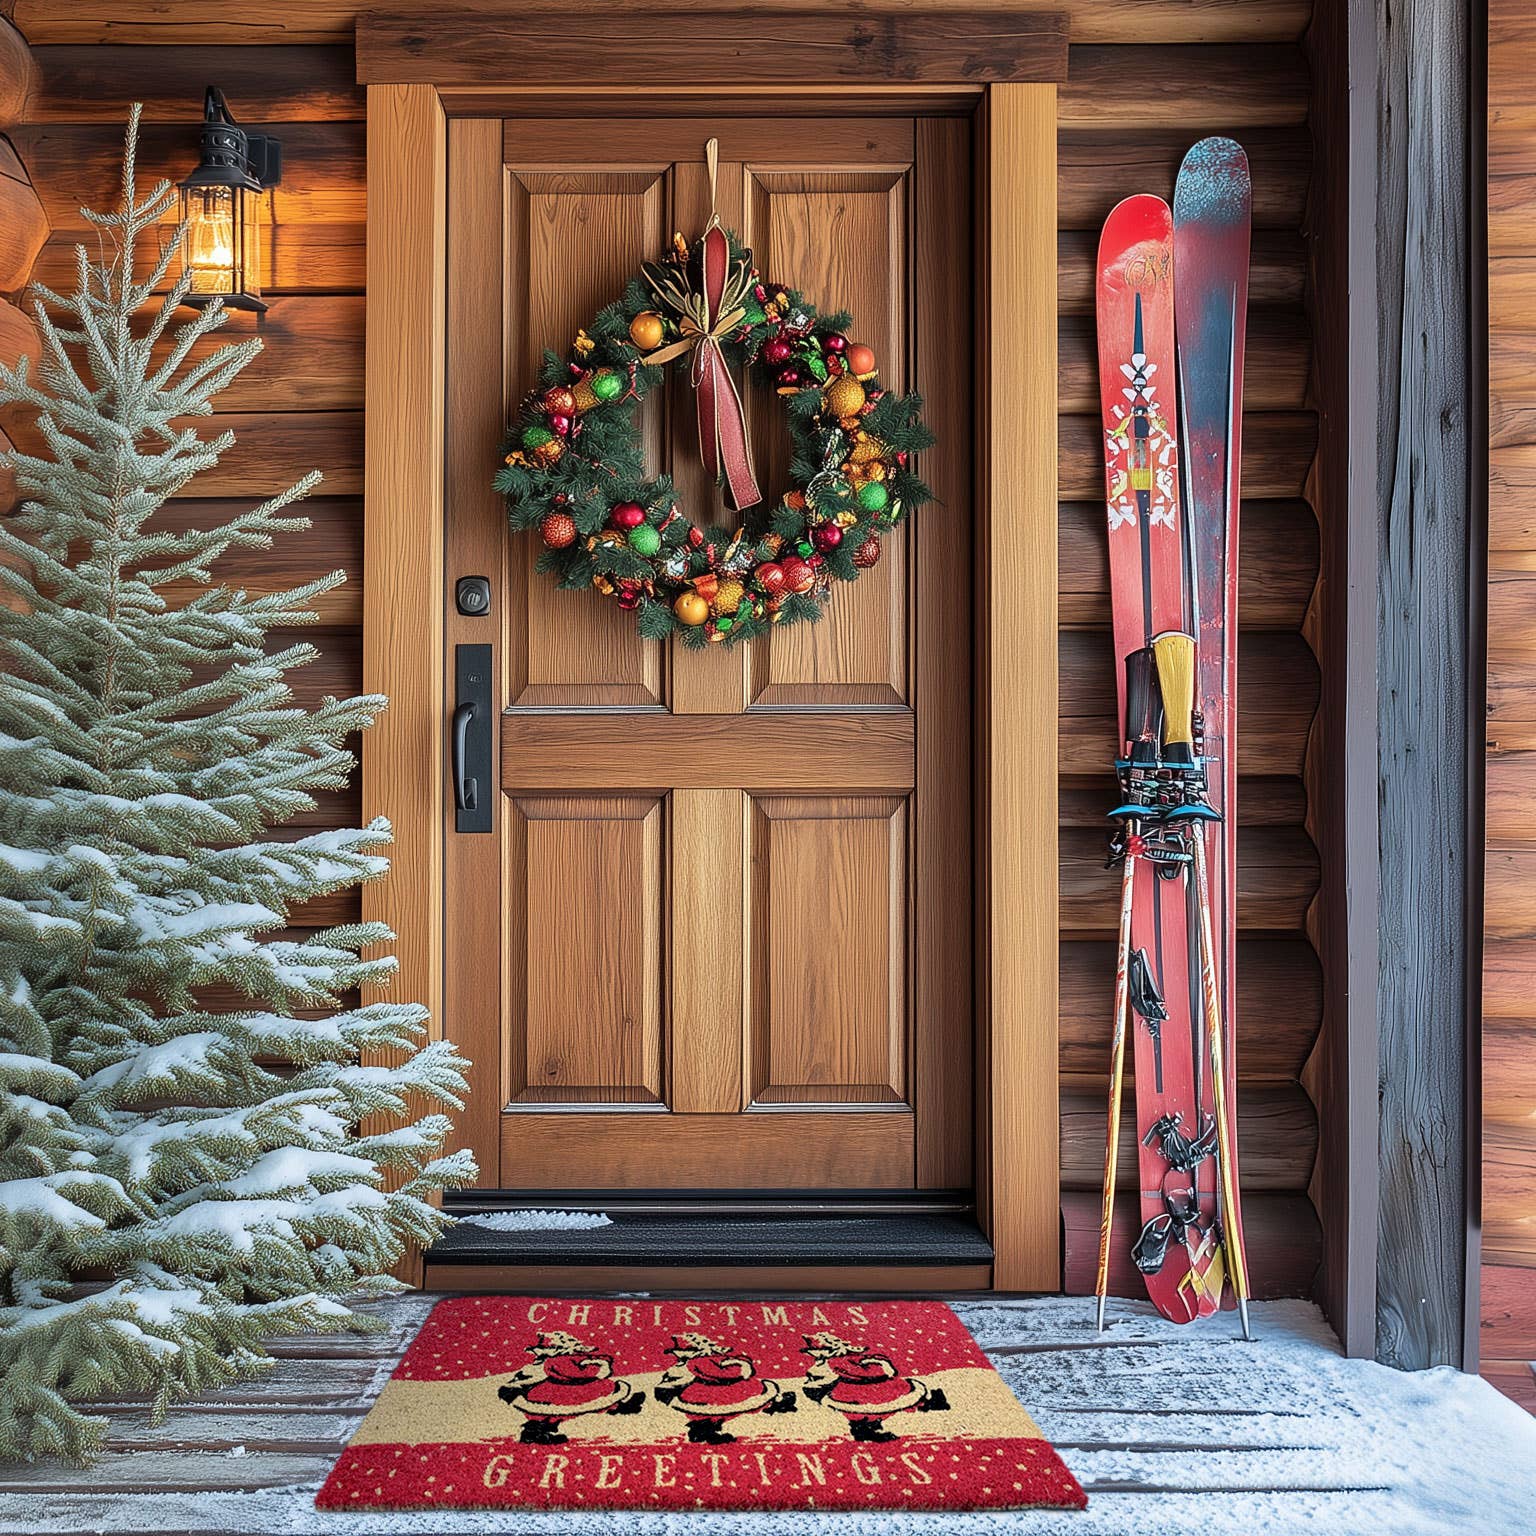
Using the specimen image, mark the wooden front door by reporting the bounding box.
[442,113,973,1197]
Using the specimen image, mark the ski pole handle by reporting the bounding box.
[1152,631,1197,767]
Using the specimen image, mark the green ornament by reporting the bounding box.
[716,615,733,632]
[522,424,554,450]
[592,371,623,402]
[857,481,890,513]
[629,523,661,557]
[797,540,813,558]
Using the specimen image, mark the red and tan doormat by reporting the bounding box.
[316,1295,1086,1514]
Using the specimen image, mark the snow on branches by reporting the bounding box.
[0,109,475,1463]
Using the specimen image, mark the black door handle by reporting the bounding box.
[453,644,493,834]
[452,701,478,811]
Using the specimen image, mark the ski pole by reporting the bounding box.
[1190,826,1252,1339]
[1096,843,1136,1332]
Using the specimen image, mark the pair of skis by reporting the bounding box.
[1093,139,1252,1335]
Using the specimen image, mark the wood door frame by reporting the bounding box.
[363,76,1059,1291]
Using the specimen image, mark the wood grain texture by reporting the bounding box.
[913,114,974,1187]
[1061,1083,1318,1192]
[429,1262,993,1293]
[749,797,906,1105]
[441,115,505,1182]
[360,84,447,1285]
[980,82,1058,1292]
[0,17,35,127]
[1376,0,1474,1369]
[1060,938,1321,1082]
[0,139,46,295]
[500,711,916,793]
[1063,1191,1322,1299]
[25,44,363,121]
[670,788,746,1113]
[357,9,1071,86]
[1486,0,1536,1325]
[508,796,665,1104]
[498,1110,916,1189]
[8,0,1312,47]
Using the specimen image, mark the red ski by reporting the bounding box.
[1094,195,1226,1327]
[1174,136,1253,1331]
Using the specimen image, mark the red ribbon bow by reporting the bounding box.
[689,224,762,513]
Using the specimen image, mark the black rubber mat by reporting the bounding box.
[426,1211,993,1268]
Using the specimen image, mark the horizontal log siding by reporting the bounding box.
[12,26,1323,1293]
[1484,0,1536,1411]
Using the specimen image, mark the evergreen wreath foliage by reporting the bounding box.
[0,110,476,1463]
[495,231,935,647]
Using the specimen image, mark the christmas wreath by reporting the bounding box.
[495,143,933,647]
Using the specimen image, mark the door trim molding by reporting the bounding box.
[362,82,448,1287]
[363,80,1060,1291]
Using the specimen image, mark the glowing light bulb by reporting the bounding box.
[187,187,235,294]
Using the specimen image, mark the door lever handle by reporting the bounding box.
[452,701,478,811]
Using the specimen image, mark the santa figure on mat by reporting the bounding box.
[800,1331,951,1443]
[653,1332,797,1444]
[496,1330,646,1444]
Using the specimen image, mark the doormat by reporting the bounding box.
[316,1295,1087,1514]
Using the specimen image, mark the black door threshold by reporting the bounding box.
[428,1193,992,1270]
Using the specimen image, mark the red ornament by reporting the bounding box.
[543,386,575,415]
[847,342,877,377]
[823,332,848,354]
[755,561,787,595]
[853,535,882,569]
[812,523,843,552]
[615,584,641,611]
[762,337,792,366]
[610,502,646,531]
[548,412,573,437]
[780,557,817,594]
[775,367,803,391]
[540,511,577,549]
[688,526,705,548]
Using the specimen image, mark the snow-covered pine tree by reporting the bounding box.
[0,109,476,1462]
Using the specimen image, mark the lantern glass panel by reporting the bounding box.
[179,182,262,306]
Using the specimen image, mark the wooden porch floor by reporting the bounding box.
[2,1294,1533,1535]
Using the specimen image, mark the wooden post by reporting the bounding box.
[1373,0,1479,1369]
[362,83,448,1287]
[979,81,1059,1292]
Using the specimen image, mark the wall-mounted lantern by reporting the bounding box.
[178,87,282,313]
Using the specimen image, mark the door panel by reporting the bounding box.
[505,167,668,707]
[745,169,910,706]
[750,796,907,1105]
[507,795,664,1105]
[444,113,973,1194]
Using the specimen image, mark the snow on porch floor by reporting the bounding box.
[3,1293,1534,1536]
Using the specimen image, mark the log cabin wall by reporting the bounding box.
[1484,0,1536,1413]
[1,4,1327,1303]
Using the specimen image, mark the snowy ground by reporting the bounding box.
[2,1294,1533,1536]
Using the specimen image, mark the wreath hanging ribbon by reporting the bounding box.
[494,137,935,647]
[639,145,762,512]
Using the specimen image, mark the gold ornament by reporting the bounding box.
[850,434,883,466]
[674,591,710,626]
[571,379,599,412]
[713,577,745,615]
[573,329,596,357]
[629,311,665,350]
[593,574,614,595]
[823,374,866,419]
[531,437,564,466]
[834,510,858,528]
